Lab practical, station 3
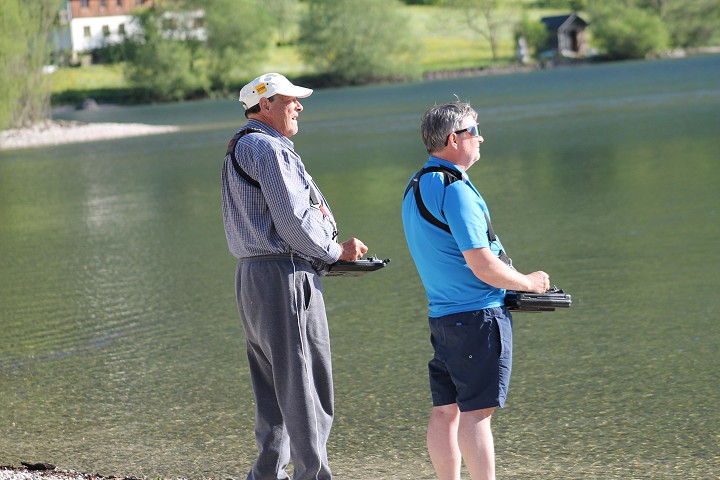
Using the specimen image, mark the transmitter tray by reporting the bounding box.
[327,256,390,277]
[505,286,572,312]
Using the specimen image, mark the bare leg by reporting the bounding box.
[458,408,495,480]
[427,404,462,480]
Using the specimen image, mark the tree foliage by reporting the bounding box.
[0,0,59,129]
[516,13,550,57]
[298,0,421,85]
[588,3,669,59]
[260,0,300,45]
[202,0,271,92]
[662,0,720,48]
[124,5,209,101]
[123,0,269,100]
[588,0,719,51]
[443,0,520,62]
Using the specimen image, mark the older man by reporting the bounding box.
[402,101,550,480]
[222,73,367,480]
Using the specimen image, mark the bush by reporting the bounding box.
[589,5,668,59]
[203,0,270,93]
[516,14,550,57]
[663,0,720,48]
[91,41,134,64]
[123,6,210,102]
[299,0,421,85]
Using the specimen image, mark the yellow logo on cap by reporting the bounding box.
[256,83,268,95]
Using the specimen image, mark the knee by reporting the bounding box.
[461,407,495,423]
[430,404,460,425]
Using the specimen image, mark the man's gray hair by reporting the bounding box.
[421,102,478,154]
[244,94,275,119]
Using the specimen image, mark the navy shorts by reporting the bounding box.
[428,307,513,412]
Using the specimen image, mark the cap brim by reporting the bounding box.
[276,85,313,99]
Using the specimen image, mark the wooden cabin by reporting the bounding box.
[541,13,588,58]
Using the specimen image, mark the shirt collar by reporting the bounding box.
[427,156,468,181]
[246,119,294,149]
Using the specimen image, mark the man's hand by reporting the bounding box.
[338,238,368,261]
[524,270,550,294]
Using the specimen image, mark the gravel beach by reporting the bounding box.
[0,466,141,480]
[0,120,180,151]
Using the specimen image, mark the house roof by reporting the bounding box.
[541,13,587,31]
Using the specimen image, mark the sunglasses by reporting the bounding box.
[445,124,482,146]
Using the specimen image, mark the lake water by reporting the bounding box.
[1,55,719,479]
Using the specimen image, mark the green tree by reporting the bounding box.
[662,0,720,48]
[202,0,271,93]
[516,13,550,57]
[260,0,300,45]
[588,3,669,59]
[0,0,59,130]
[299,0,421,84]
[124,5,210,101]
[123,0,270,98]
[444,0,514,62]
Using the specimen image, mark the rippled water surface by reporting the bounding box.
[1,55,719,479]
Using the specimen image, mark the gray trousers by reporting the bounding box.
[235,255,333,480]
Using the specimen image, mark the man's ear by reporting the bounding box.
[259,97,270,111]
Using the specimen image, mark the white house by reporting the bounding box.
[63,0,150,54]
[59,0,205,60]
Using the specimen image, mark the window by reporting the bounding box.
[102,25,110,37]
[116,0,122,6]
[83,26,91,38]
[118,23,126,35]
[162,17,178,30]
[100,0,107,7]
[81,0,89,7]
[135,0,143,5]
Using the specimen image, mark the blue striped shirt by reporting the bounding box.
[222,119,342,271]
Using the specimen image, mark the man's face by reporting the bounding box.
[262,94,304,137]
[456,116,483,166]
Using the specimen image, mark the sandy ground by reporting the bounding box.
[0,120,180,151]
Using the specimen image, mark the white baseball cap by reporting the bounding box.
[239,73,313,110]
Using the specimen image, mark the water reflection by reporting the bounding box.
[1,55,719,479]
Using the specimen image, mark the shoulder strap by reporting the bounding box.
[403,165,498,241]
[403,166,462,233]
[225,127,264,188]
[226,127,335,231]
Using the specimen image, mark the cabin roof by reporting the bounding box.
[541,13,587,32]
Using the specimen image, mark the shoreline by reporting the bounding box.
[0,120,180,151]
[0,62,552,152]
[5,51,718,152]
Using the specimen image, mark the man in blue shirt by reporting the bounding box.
[222,73,367,480]
[402,102,550,480]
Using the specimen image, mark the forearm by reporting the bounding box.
[276,214,342,263]
[463,247,548,293]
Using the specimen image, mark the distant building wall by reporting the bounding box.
[65,0,152,53]
[59,0,204,58]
